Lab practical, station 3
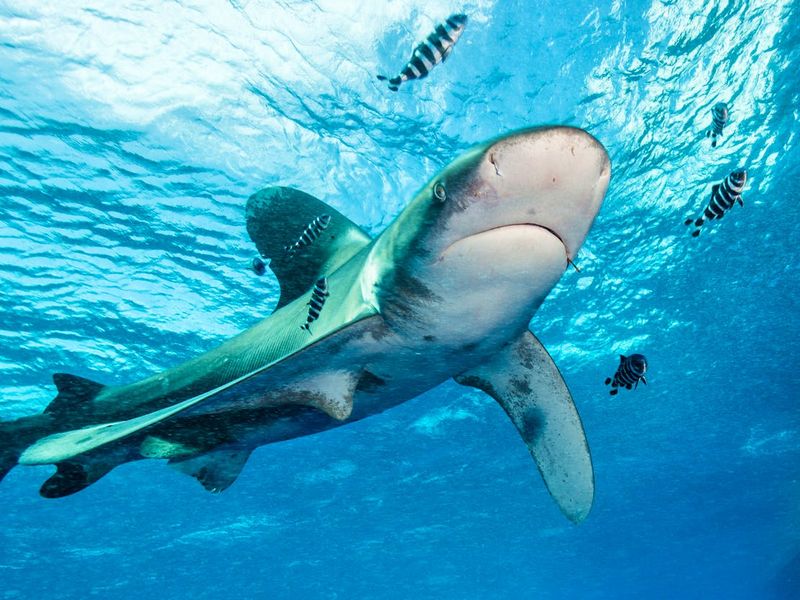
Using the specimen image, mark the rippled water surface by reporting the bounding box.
[1,1,799,598]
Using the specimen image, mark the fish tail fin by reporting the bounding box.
[389,77,402,86]
[706,129,711,138]
[0,413,52,484]
[1,373,107,486]
[39,459,116,498]
[376,74,388,81]
[604,377,611,385]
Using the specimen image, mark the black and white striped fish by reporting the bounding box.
[285,214,332,258]
[301,277,329,334]
[377,14,468,92]
[705,102,729,148]
[684,169,747,237]
[605,354,648,396]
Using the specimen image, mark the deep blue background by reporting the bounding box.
[1,1,798,598]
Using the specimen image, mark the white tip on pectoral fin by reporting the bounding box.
[456,330,594,523]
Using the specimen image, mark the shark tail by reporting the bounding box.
[0,413,52,484]
[2,373,110,492]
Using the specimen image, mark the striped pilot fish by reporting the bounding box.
[706,102,729,148]
[301,276,329,334]
[285,214,332,258]
[684,169,747,237]
[377,14,468,92]
[605,354,648,396]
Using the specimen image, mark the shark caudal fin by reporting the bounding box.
[0,421,19,483]
[38,459,116,498]
[0,413,52,484]
[1,372,109,491]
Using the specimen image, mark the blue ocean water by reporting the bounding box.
[1,0,798,597]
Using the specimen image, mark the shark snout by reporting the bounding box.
[485,126,610,260]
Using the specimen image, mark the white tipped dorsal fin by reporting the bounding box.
[456,330,594,523]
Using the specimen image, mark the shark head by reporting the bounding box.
[376,126,610,338]
[428,125,609,263]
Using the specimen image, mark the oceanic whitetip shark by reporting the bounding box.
[0,126,610,523]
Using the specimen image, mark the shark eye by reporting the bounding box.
[433,182,447,202]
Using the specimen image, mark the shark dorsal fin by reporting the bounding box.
[169,448,253,493]
[246,187,372,309]
[46,373,106,417]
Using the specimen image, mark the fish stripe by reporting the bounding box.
[427,33,446,56]
[419,42,436,64]
[410,56,428,78]
[436,24,454,42]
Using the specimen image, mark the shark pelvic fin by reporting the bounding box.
[455,330,594,523]
[291,370,360,421]
[246,187,372,309]
[169,447,253,493]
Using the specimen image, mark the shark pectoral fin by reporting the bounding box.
[169,448,253,493]
[455,330,594,523]
[246,187,372,309]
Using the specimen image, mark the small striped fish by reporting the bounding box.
[285,214,332,259]
[377,14,468,92]
[605,354,648,396]
[706,102,729,148]
[301,277,329,334]
[684,170,747,237]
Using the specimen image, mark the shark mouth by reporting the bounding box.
[466,222,571,258]
[439,222,574,272]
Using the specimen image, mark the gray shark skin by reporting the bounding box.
[0,126,610,523]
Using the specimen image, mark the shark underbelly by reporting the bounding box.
[156,321,509,453]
